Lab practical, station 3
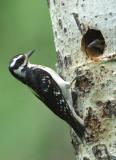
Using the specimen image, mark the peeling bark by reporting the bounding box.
[48,0,116,159]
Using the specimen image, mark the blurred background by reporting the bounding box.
[0,0,75,160]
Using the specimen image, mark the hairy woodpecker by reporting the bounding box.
[87,39,105,54]
[9,50,85,139]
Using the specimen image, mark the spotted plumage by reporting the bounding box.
[9,50,85,139]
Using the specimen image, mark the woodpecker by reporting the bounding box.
[87,39,105,54]
[9,50,85,139]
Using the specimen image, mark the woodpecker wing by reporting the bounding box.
[25,67,85,138]
[28,67,72,119]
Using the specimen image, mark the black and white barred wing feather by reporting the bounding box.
[27,67,71,118]
[26,66,84,137]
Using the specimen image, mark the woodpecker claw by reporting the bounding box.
[70,77,77,88]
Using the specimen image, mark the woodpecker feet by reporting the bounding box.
[70,77,77,88]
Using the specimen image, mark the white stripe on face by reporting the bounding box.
[10,55,23,67]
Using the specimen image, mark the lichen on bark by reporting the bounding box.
[48,0,116,159]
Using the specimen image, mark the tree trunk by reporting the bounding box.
[48,0,116,159]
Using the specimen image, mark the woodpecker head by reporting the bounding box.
[9,50,35,77]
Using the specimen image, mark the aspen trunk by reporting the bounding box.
[48,0,116,159]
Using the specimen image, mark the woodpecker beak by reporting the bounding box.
[87,40,99,48]
[25,49,35,59]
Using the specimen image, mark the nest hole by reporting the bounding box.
[81,29,106,58]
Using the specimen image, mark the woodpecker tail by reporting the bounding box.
[69,115,85,141]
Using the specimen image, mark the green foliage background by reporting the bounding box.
[0,0,74,160]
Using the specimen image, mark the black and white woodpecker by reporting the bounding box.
[9,50,85,139]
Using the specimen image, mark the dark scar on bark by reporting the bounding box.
[72,13,86,35]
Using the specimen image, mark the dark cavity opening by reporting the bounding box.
[81,29,105,58]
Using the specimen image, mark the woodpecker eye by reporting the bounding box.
[16,56,25,65]
[10,55,26,70]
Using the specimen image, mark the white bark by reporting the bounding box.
[48,0,116,159]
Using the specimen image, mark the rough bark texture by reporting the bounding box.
[48,0,116,159]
